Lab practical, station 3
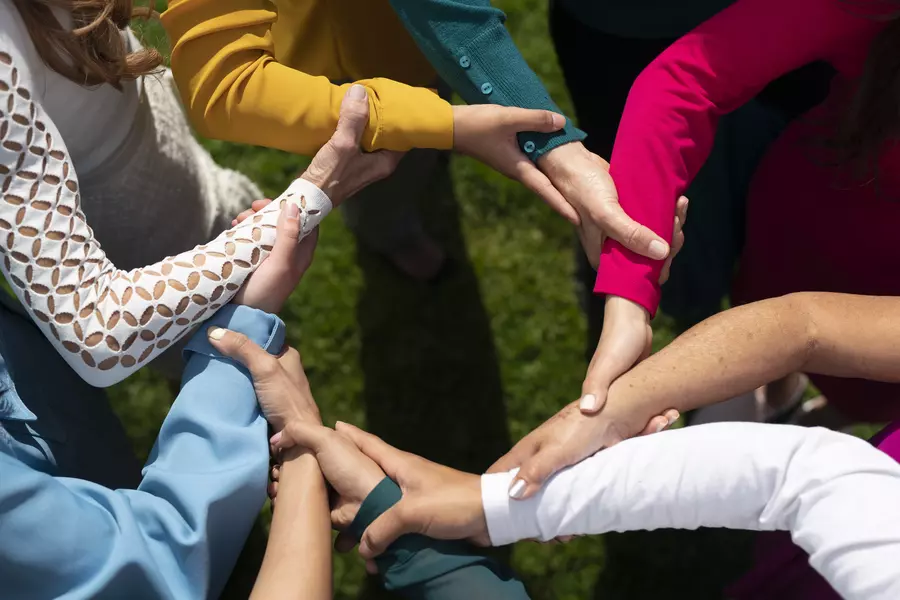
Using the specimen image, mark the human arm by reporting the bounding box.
[481,423,900,600]
[494,292,900,498]
[597,0,885,313]
[274,422,529,599]
[0,25,392,387]
[0,304,280,599]
[250,449,332,600]
[161,0,452,154]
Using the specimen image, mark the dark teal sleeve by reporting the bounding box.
[390,0,585,161]
[349,478,530,599]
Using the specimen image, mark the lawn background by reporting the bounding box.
[116,2,753,598]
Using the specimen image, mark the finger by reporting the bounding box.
[601,202,669,261]
[267,480,278,500]
[271,202,302,261]
[359,504,413,559]
[271,464,281,482]
[500,107,566,134]
[334,531,357,553]
[675,196,689,229]
[514,159,580,224]
[334,421,407,479]
[207,328,277,376]
[507,446,569,500]
[252,198,273,212]
[487,442,537,474]
[332,84,371,150]
[365,559,379,575]
[275,421,332,452]
[234,208,255,224]
[638,410,680,436]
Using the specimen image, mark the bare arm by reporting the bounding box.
[251,449,331,600]
[610,292,900,429]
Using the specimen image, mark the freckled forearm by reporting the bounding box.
[606,295,812,428]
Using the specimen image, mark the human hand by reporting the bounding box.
[206,328,320,431]
[537,142,670,268]
[489,398,678,501]
[579,195,689,416]
[452,104,579,223]
[302,85,404,206]
[269,421,386,537]
[274,421,488,558]
[232,198,319,314]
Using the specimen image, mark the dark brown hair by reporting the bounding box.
[11,0,163,88]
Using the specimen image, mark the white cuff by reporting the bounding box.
[282,178,332,235]
[481,469,529,546]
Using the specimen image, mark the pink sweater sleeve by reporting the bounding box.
[595,0,885,315]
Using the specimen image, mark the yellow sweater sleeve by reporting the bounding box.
[161,0,454,155]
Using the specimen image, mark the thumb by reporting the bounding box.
[502,107,565,134]
[507,446,569,500]
[578,357,615,415]
[332,84,371,149]
[268,201,302,265]
[272,420,332,452]
[359,503,414,558]
[601,201,669,261]
[335,421,406,481]
[207,327,275,375]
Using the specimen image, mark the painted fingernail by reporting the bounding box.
[649,240,668,259]
[656,420,667,433]
[667,413,679,426]
[509,479,527,499]
[579,394,599,412]
[348,84,367,100]
[207,327,226,340]
[286,202,300,220]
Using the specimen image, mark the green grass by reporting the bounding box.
[117,3,755,598]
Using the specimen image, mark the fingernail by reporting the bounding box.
[509,479,527,499]
[579,394,599,412]
[270,431,282,447]
[286,202,300,220]
[207,327,226,340]
[552,113,565,128]
[656,420,667,433]
[667,413,679,426]
[649,240,668,260]
[348,84,367,100]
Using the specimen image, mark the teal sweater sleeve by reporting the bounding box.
[349,478,530,599]
[389,0,586,160]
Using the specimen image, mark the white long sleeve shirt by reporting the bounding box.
[482,423,900,600]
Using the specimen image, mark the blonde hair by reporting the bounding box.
[11,0,163,88]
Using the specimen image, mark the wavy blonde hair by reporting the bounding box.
[11,0,163,88]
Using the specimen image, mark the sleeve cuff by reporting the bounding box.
[363,80,454,151]
[184,305,286,360]
[481,470,535,546]
[594,243,662,317]
[459,22,586,161]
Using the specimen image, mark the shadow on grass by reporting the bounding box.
[350,159,512,598]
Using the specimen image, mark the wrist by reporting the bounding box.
[604,295,650,324]
[538,141,602,179]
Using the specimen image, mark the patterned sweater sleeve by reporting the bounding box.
[0,45,330,388]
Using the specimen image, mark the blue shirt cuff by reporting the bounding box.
[184,305,286,362]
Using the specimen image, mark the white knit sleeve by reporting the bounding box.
[0,46,330,387]
[481,423,900,600]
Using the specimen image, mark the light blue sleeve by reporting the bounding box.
[0,304,283,600]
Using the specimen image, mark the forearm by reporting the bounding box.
[352,478,529,599]
[390,0,584,159]
[252,450,331,600]
[163,0,452,153]
[608,292,900,432]
[482,423,900,600]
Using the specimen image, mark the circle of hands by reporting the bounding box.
[217,86,692,565]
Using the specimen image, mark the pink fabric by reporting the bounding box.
[594,0,884,315]
[727,421,900,599]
